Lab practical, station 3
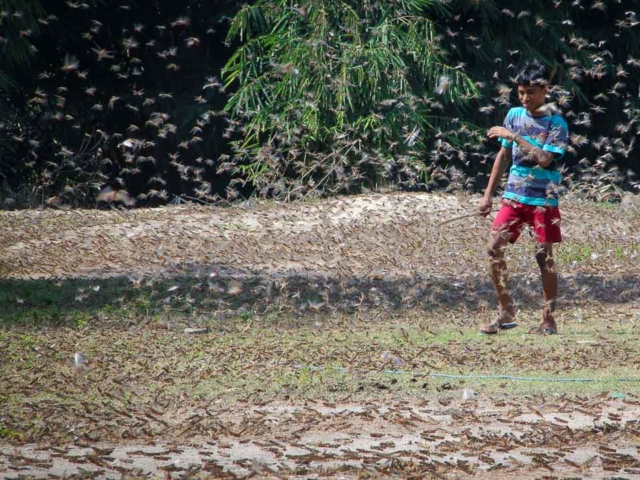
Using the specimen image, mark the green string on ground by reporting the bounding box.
[428,373,640,383]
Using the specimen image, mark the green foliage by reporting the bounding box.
[223,0,481,198]
[0,0,44,68]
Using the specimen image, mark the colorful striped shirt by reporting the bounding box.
[499,107,569,207]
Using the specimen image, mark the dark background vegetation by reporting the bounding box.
[1,0,639,208]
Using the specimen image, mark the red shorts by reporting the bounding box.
[492,199,562,244]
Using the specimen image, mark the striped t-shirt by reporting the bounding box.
[499,107,569,207]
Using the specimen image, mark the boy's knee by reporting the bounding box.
[535,248,554,270]
[487,243,504,258]
[487,230,510,259]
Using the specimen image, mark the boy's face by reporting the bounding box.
[517,84,548,113]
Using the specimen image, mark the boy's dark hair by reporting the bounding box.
[515,62,549,87]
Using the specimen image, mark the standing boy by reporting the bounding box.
[478,62,569,335]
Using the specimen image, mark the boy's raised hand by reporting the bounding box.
[487,126,514,141]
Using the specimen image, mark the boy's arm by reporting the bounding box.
[510,134,554,167]
[488,126,554,168]
[478,146,512,217]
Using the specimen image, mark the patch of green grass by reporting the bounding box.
[0,424,22,440]
[0,275,278,328]
[565,196,621,212]
[555,244,593,264]
[18,333,43,348]
[427,368,640,397]
[610,244,639,262]
[0,305,127,329]
[590,200,620,211]
[0,278,160,327]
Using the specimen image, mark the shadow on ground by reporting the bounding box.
[1,266,638,326]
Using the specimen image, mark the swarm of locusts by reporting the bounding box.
[0,0,638,210]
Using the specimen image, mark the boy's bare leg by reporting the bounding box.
[530,243,558,334]
[481,230,516,333]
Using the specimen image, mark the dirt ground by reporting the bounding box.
[1,192,640,479]
[2,397,640,479]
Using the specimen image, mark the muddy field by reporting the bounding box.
[1,192,640,479]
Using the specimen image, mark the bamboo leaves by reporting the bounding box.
[223,0,478,198]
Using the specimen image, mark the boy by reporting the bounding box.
[478,62,569,335]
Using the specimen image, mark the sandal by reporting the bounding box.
[479,321,518,335]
